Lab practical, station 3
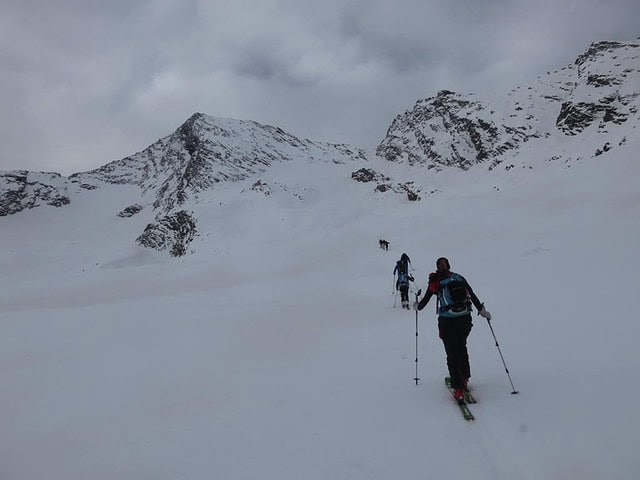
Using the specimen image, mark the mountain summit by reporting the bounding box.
[376,40,640,170]
[1,40,638,256]
[1,114,366,255]
[72,113,366,212]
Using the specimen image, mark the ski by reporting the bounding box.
[445,377,477,403]
[457,399,475,421]
[464,390,477,405]
[444,377,475,421]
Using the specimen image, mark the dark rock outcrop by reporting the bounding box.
[117,204,143,218]
[377,90,539,171]
[0,171,70,216]
[136,210,198,257]
[351,168,390,183]
[351,168,421,201]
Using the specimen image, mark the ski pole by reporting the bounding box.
[393,289,398,308]
[485,318,519,394]
[413,289,422,385]
[392,274,396,295]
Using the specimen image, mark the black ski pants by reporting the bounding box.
[399,286,409,303]
[438,314,472,390]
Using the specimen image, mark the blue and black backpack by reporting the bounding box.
[397,271,410,288]
[438,274,471,316]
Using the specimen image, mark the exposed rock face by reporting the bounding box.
[69,114,366,255]
[351,168,390,184]
[247,180,273,196]
[240,179,307,200]
[555,99,628,134]
[117,204,143,218]
[555,41,638,135]
[71,113,367,212]
[377,40,640,170]
[377,90,540,171]
[351,168,421,201]
[136,210,198,257]
[0,171,70,216]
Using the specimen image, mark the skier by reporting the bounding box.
[393,253,411,277]
[414,257,491,402]
[393,254,413,309]
[397,270,414,309]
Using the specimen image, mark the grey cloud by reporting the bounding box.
[1,0,639,174]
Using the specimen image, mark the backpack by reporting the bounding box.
[396,259,408,275]
[438,274,471,315]
[397,271,409,288]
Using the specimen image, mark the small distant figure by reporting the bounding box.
[379,239,390,251]
[394,253,414,309]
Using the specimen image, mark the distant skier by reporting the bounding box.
[394,253,411,275]
[394,253,413,309]
[414,257,491,401]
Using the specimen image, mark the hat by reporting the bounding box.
[436,257,450,272]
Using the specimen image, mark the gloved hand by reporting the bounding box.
[479,306,492,320]
[413,301,419,311]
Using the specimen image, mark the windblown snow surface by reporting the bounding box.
[1,131,639,479]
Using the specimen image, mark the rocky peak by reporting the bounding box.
[575,41,632,68]
[0,171,70,216]
[73,114,365,206]
[377,39,639,171]
[556,40,639,135]
[177,113,207,157]
[67,114,366,255]
[377,90,538,171]
[1,113,367,255]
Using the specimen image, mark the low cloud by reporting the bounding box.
[1,0,638,174]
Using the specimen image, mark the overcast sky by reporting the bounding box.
[1,0,638,175]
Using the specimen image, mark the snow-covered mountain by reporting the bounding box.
[0,171,71,216]
[1,114,367,255]
[70,113,366,209]
[1,40,638,258]
[377,40,639,170]
[1,40,640,480]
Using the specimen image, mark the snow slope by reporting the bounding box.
[1,126,639,480]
